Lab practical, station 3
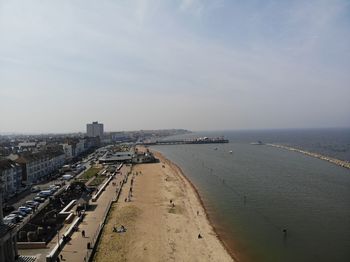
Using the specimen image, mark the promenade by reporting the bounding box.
[57,165,130,262]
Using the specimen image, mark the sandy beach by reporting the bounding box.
[93,149,234,262]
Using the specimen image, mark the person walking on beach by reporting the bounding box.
[82,230,85,237]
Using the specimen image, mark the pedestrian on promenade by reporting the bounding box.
[82,230,85,237]
[60,254,63,260]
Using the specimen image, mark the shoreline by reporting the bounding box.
[94,147,234,262]
[151,149,239,262]
[267,143,350,169]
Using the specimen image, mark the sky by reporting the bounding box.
[0,0,349,133]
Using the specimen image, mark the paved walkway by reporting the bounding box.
[91,167,136,261]
[58,165,130,262]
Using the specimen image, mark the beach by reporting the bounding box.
[93,149,234,262]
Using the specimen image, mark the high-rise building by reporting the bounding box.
[87,121,104,138]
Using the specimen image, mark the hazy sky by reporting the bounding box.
[1,0,349,133]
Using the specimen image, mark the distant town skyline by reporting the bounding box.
[1,0,349,133]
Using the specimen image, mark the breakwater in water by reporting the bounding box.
[152,139,350,262]
[267,143,350,169]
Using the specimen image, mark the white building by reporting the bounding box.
[61,143,73,161]
[0,160,22,197]
[61,138,87,161]
[87,121,104,138]
[14,151,65,184]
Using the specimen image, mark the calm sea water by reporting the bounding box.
[152,128,350,262]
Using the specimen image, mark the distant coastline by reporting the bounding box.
[267,143,350,169]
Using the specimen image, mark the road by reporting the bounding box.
[4,159,91,214]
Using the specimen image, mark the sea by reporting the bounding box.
[151,128,350,262]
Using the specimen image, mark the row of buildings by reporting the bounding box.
[0,122,104,261]
[0,136,100,201]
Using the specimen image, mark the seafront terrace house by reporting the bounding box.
[12,150,65,185]
[17,141,37,152]
[0,159,22,199]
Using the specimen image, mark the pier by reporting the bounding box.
[141,137,229,146]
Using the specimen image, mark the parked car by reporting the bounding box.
[30,186,41,193]
[33,197,45,203]
[54,182,63,187]
[36,192,49,198]
[61,174,73,181]
[48,185,59,192]
[37,190,53,198]
[6,214,23,222]
[25,203,37,209]
[25,200,40,207]
[11,210,27,217]
[18,206,33,214]
[3,216,17,224]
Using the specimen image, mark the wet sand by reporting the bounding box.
[93,149,234,262]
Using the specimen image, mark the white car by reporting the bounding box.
[62,174,73,181]
[3,216,17,224]
[6,214,23,222]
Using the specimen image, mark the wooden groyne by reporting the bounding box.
[267,143,350,169]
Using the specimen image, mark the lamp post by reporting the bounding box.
[57,229,60,250]
[56,211,60,250]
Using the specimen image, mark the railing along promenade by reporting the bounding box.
[84,169,129,262]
